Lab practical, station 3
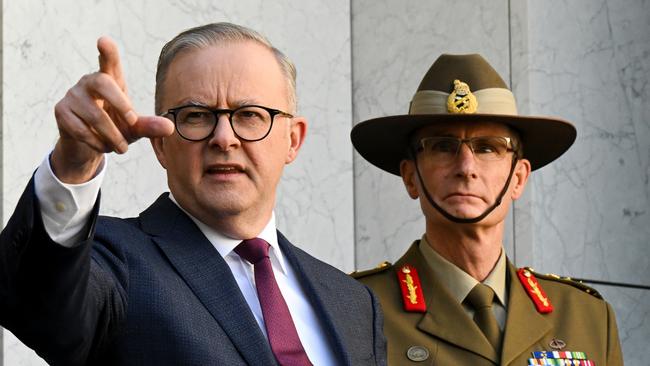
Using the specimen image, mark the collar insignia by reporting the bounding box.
[517,267,554,313]
[396,265,427,312]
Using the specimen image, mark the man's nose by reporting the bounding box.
[208,114,240,150]
[454,142,478,177]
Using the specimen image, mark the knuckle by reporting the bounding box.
[54,103,75,130]
[69,124,90,140]
[53,101,65,119]
[88,108,106,123]
[65,85,85,103]
[92,72,112,89]
[78,73,95,86]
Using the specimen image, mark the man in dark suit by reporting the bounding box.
[0,23,386,365]
[351,54,623,365]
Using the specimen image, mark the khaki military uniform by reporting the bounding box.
[354,241,624,365]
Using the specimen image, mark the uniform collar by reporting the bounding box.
[419,235,507,307]
[168,193,287,275]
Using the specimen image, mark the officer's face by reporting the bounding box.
[400,121,531,227]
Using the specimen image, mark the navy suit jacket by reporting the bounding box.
[0,179,386,365]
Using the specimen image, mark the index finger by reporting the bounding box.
[97,36,126,91]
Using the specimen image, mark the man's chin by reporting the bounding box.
[446,206,487,219]
[200,199,247,217]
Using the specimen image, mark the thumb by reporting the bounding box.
[132,116,175,139]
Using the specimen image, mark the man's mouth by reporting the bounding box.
[205,164,245,175]
[444,192,484,202]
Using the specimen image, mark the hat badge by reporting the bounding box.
[446,79,478,114]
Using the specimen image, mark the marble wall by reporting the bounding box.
[522,1,650,364]
[2,0,648,364]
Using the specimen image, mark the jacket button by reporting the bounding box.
[406,345,430,362]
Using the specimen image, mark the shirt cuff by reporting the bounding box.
[33,153,106,247]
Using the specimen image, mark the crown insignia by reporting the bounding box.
[447,79,478,114]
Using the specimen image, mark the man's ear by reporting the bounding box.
[400,160,420,199]
[285,116,307,164]
[150,137,168,170]
[511,158,531,200]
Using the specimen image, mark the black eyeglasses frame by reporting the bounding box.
[161,104,294,142]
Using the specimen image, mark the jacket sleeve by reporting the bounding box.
[606,301,624,366]
[0,177,126,365]
[368,286,388,366]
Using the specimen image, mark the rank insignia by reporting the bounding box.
[447,79,478,114]
[517,268,554,313]
[396,265,426,312]
[528,350,594,365]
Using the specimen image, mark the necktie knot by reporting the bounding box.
[465,283,502,354]
[465,283,495,310]
[235,238,270,265]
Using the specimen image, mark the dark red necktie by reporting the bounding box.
[235,238,313,366]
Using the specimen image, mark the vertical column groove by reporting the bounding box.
[349,0,359,270]
[0,0,5,361]
[507,0,517,264]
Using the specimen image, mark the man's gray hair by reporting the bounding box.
[155,22,297,114]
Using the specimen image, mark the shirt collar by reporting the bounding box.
[419,235,507,307]
[167,193,288,275]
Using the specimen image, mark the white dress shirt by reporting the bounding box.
[33,154,337,365]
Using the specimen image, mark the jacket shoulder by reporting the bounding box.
[350,261,392,279]
[523,267,603,299]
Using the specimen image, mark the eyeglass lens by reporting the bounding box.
[419,136,512,163]
[174,105,274,141]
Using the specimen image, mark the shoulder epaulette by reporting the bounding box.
[523,267,603,300]
[350,261,392,278]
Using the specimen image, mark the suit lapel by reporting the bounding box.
[399,243,499,363]
[277,232,351,366]
[139,195,277,366]
[501,262,552,365]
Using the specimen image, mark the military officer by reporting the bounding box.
[351,54,624,365]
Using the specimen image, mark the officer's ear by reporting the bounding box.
[510,158,531,200]
[400,159,420,199]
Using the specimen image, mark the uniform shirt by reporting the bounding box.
[419,235,508,329]
[33,154,337,365]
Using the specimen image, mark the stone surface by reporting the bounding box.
[523,0,650,290]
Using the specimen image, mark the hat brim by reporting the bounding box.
[351,113,576,175]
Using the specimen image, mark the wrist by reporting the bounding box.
[51,140,104,184]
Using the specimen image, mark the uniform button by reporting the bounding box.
[406,345,430,362]
[55,201,66,212]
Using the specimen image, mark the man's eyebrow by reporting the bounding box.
[231,99,260,107]
[176,99,262,108]
[175,99,210,107]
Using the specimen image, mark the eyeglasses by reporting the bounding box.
[416,136,518,164]
[162,104,293,142]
